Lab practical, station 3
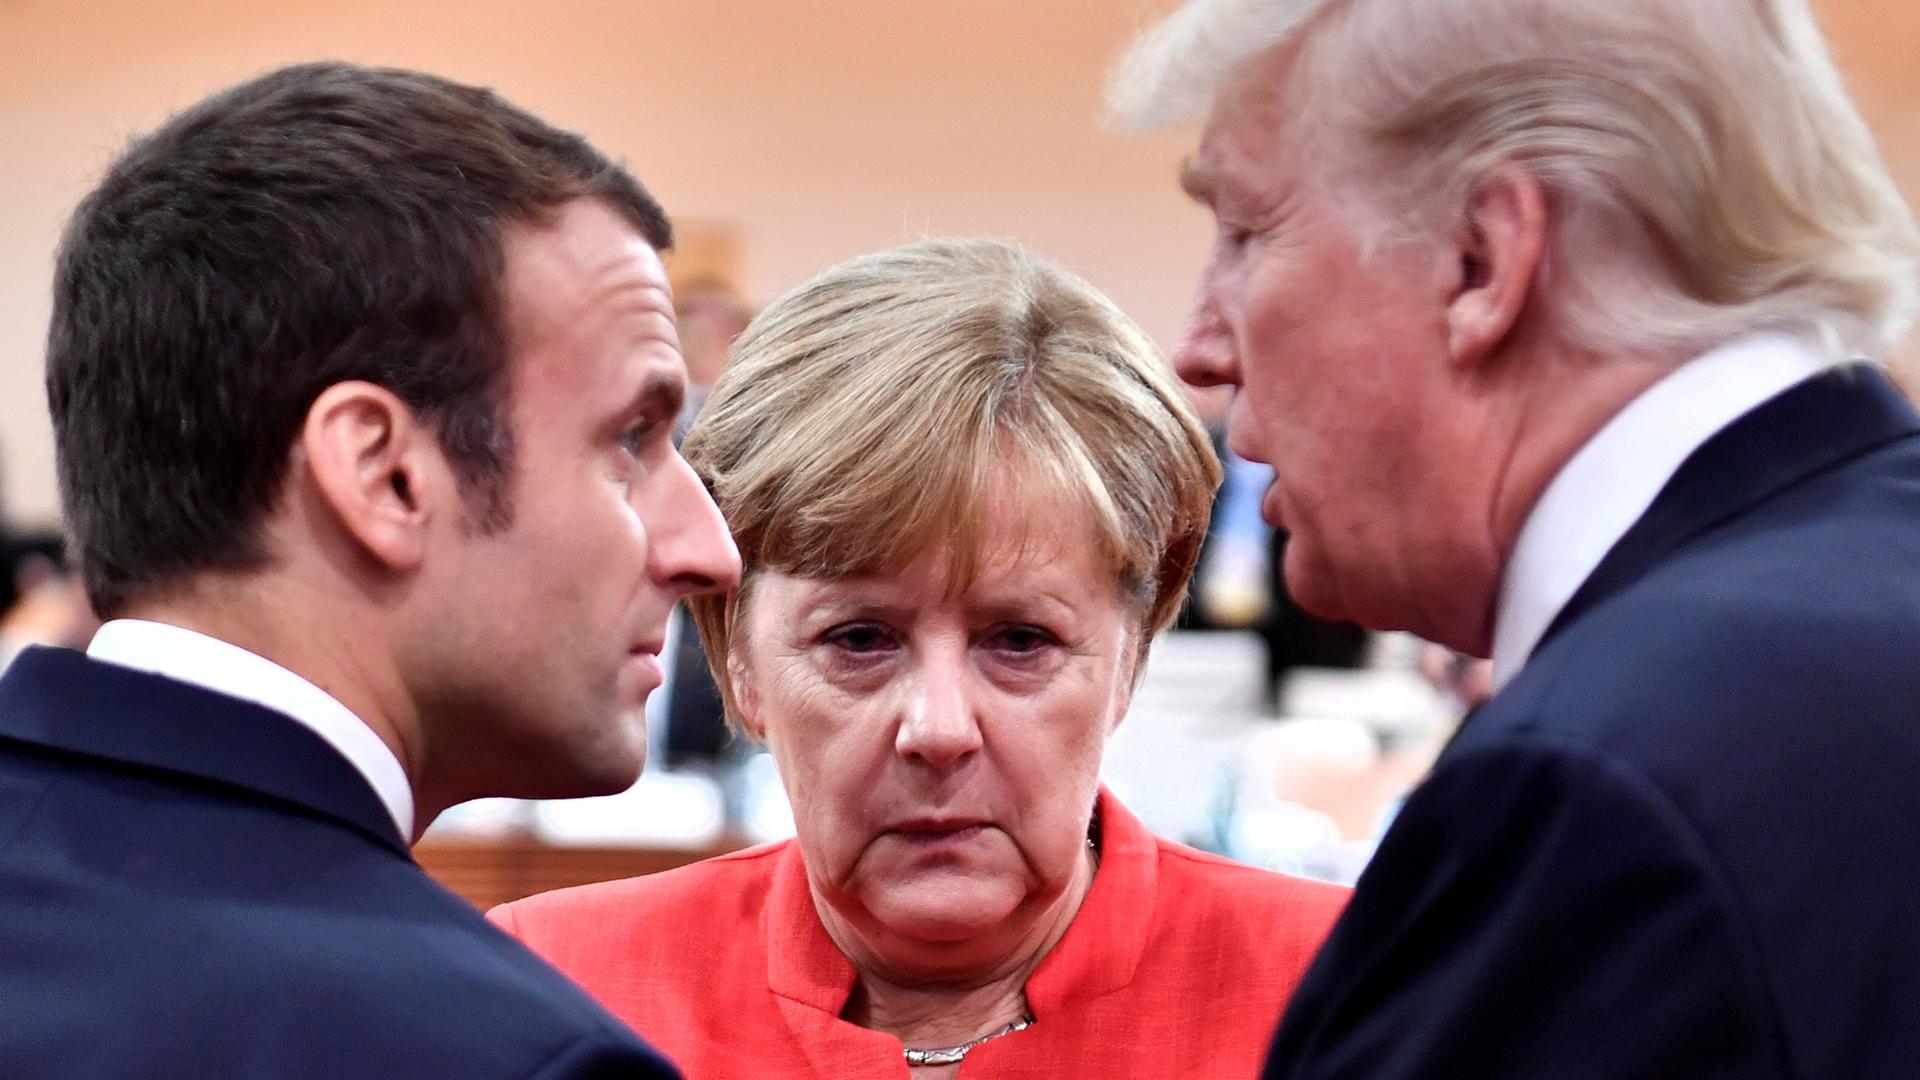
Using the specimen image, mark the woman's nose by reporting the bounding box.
[894,656,983,770]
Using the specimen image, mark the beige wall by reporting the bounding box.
[1,0,1917,527]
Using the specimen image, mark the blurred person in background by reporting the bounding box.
[670,275,752,443]
[1111,0,1920,1076]
[1416,641,1493,715]
[0,62,739,1078]
[0,454,97,669]
[492,238,1349,1078]
[1180,384,1267,629]
[0,530,96,670]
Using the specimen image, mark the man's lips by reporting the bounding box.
[1260,480,1287,530]
[625,642,665,688]
[1224,411,1267,466]
[628,630,667,663]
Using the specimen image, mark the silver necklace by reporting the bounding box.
[899,806,1089,1067]
[903,1013,1034,1067]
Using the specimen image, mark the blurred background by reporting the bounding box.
[3,0,1917,906]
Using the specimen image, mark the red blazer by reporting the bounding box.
[492,789,1348,1078]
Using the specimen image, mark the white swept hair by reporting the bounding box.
[1109,0,1919,363]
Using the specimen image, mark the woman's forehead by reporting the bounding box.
[773,517,1113,599]
[765,454,1108,570]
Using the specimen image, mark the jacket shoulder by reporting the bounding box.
[308,918,674,1078]
[223,855,664,1074]
[0,787,672,1079]
[1484,473,1920,765]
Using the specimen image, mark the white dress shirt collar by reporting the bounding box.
[87,618,415,840]
[1490,333,1832,691]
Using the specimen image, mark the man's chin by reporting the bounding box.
[1282,546,1354,625]
[521,733,649,801]
[580,740,649,797]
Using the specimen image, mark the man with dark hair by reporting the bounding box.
[0,62,738,1078]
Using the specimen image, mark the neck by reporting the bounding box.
[830,844,1097,1049]
[845,972,1030,1053]
[1452,345,1678,655]
[120,575,426,839]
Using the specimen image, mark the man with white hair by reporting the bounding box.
[1112,1,1920,1076]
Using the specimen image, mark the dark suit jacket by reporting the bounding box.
[1264,366,1920,1079]
[0,646,680,1079]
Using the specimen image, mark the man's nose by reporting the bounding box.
[654,453,742,598]
[894,649,983,771]
[1173,287,1236,390]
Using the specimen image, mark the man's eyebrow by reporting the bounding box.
[633,367,684,419]
[1179,158,1217,204]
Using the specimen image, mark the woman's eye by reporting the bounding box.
[991,625,1056,655]
[823,623,893,654]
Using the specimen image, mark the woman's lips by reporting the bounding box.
[888,820,991,847]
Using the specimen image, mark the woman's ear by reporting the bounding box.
[726,647,764,740]
[1445,163,1548,369]
[1107,633,1147,736]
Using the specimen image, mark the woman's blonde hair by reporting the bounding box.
[1109,0,1919,362]
[682,238,1221,729]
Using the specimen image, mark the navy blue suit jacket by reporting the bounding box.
[1264,366,1920,1079]
[0,647,680,1079]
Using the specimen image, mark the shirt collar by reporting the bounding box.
[86,618,414,840]
[1491,333,1832,691]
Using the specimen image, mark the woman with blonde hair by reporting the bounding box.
[492,238,1347,1077]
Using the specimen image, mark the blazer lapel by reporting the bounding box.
[1538,363,1920,653]
[0,646,410,855]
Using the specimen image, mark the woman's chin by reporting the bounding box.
[863,876,1025,945]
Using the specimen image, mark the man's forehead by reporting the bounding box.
[500,203,675,349]
[494,208,691,427]
[511,327,688,424]
[1184,129,1280,210]
[1186,57,1308,202]
[503,200,669,299]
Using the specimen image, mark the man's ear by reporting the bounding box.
[1447,164,1548,368]
[299,381,439,572]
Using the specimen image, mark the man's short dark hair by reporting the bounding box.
[47,61,671,616]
